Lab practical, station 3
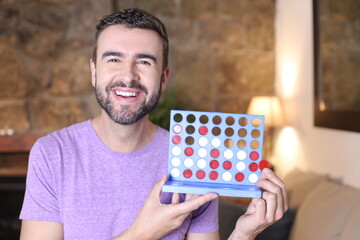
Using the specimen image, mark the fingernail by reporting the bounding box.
[210,193,219,199]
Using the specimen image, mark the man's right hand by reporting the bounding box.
[114,174,218,240]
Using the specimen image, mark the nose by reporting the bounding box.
[119,61,139,84]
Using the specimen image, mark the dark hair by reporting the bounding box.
[93,8,169,70]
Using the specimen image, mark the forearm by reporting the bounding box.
[110,229,138,240]
[227,229,256,240]
[110,224,156,240]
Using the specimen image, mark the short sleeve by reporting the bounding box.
[19,140,61,223]
[188,198,219,233]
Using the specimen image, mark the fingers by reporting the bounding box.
[148,174,168,203]
[171,192,180,204]
[256,168,288,220]
[262,192,277,222]
[185,194,193,202]
[185,194,201,202]
[247,198,266,224]
[173,193,201,204]
[258,181,284,219]
[176,193,218,215]
[261,168,288,211]
[137,176,218,238]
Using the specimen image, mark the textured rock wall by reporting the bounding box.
[320,0,360,111]
[0,0,112,134]
[0,0,275,135]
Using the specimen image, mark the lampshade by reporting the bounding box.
[247,96,284,127]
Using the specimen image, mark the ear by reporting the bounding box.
[90,58,96,87]
[160,67,170,92]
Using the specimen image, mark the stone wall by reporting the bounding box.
[319,0,360,111]
[0,0,275,135]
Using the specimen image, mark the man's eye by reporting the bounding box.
[108,59,119,63]
[139,60,151,65]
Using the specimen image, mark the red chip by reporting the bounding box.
[235,173,245,182]
[196,170,206,179]
[250,151,259,160]
[199,126,208,135]
[210,149,220,158]
[223,161,232,170]
[210,171,218,180]
[183,169,193,178]
[185,147,194,156]
[172,135,181,144]
[259,160,271,170]
[210,160,219,169]
[249,162,258,172]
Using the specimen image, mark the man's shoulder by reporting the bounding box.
[36,120,91,148]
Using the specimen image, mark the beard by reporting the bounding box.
[94,77,162,125]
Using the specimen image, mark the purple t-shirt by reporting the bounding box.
[20,120,218,240]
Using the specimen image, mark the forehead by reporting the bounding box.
[97,24,163,57]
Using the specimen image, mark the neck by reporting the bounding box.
[91,111,158,153]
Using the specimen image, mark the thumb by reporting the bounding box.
[148,174,168,201]
[177,193,218,214]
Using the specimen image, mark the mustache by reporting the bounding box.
[106,80,148,95]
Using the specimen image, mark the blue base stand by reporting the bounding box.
[162,180,262,198]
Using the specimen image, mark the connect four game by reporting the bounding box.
[162,110,270,198]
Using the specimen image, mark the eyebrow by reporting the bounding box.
[102,51,123,59]
[101,51,157,63]
[136,53,157,63]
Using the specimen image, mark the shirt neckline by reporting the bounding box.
[85,119,165,157]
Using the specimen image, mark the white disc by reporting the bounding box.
[198,137,208,146]
[198,148,207,158]
[197,159,207,169]
[236,161,246,171]
[222,172,232,181]
[224,149,233,159]
[248,173,259,183]
[211,138,221,147]
[170,168,180,178]
[171,157,181,167]
[237,150,246,160]
[184,158,194,168]
[171,146,181,156]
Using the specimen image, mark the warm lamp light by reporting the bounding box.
[247,96,284,163]
[247,96,284,128]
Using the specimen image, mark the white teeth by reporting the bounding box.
[115,91,138,97]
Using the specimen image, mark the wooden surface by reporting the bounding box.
[0,134,42,153]
[0,169,27,177]
[221,196,252,205]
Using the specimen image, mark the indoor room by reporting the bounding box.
[0,0,359,239]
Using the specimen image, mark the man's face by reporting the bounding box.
[90,24,169,125]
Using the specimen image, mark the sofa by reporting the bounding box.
[218,168,360,240]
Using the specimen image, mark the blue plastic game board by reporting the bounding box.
[162,110,269,198]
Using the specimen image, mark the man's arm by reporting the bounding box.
[112,175,219,240]
[186,168,287,240]
[20,220,64,240]
[228,168,288,240]
[186,231,220,240]
[20,175,217,240]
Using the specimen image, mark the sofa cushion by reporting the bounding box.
[339,201,360,240]
[255,209,296,240]
[289,180,360,240]
[218,198,247,240]
[283,168,328,209]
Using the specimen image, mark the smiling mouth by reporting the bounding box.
[115,90,139,97]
